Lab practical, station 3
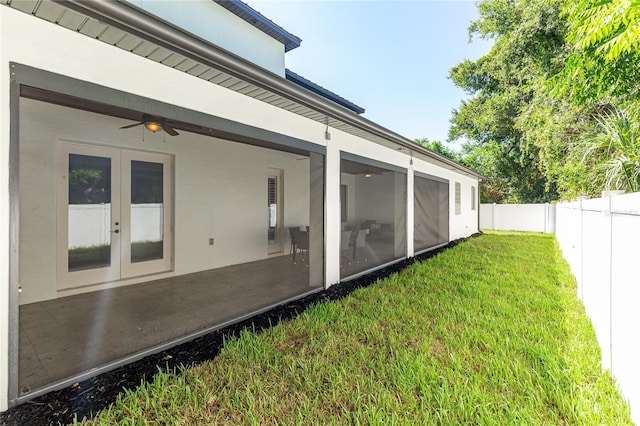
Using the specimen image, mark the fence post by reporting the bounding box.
[581,200,585,302]
[492,203,496,230]
[607,194,614,374]
[576,197,588,302]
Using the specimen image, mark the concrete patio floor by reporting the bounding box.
[19,255,317,394]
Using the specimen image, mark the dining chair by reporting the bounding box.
[354,229,368,263]
[294,227,309,265]
[340,230,353,267]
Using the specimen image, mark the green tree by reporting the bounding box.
[565,0,640,60]
[546,0,640,196]
[450,0,640,200]
[458,141,512,203]
[550,0,640,105]
[414,138,459,161]
[449,0,564,203]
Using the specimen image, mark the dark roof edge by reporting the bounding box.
[212,0,301,52]
[58,0,484,180]
[285,69,365,115]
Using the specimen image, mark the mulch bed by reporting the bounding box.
[0,235,475,425]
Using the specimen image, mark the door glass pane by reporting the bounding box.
[68,154,112,271]
[131,160,164,263]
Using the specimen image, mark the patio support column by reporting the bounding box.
[0,111,9,411]
[440,182,449,242]
[324,138,341,287]
[0,27,13,410]
[406,168,414,258]
[394,172,407,259]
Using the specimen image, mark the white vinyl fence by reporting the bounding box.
[69,204,163,248]
[482,194,640,422]
[556,193,640,423]
[480,203,556,233]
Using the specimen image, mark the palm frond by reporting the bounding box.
[577,103,640,192]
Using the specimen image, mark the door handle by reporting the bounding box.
[112,229,120,234]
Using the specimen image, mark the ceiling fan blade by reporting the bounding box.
[163,123,179,136]
[120,122,143,130]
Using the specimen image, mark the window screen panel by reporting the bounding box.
[18,97,327,396]
[339,157,406,279]
[414,175,449,252]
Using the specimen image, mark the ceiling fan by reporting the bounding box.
[120,114,179,136]
[363,170,383,178]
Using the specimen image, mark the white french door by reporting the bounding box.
[57,143,172,290]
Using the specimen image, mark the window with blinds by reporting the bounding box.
[471,185,476,210]
[455,182,461,215]
[268,175,277,243]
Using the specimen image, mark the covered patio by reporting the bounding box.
[19,254,317,394]
[15,88,325,399]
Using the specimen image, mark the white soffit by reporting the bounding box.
[1,0,484,179]
[1,1,333,125]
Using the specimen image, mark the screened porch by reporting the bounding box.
[16,92,325,398]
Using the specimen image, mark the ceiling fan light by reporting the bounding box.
[144,121,163,133]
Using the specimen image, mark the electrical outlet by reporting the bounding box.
[209,238,214,245]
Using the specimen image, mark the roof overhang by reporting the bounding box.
[212,0,301,52]
[285,69,365,115]
[2,0,484,180]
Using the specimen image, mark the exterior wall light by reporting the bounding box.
[363,172,372,178]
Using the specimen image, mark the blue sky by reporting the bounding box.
[249,0,493,149]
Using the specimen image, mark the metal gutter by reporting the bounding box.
[53,0,484,180]
[285,69,365,114]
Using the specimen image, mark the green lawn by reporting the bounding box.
[79,232,632,425]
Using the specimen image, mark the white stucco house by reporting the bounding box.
[0,0,482,410]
